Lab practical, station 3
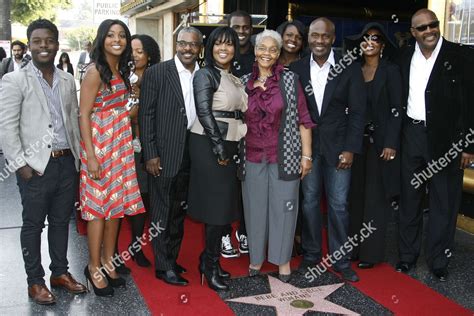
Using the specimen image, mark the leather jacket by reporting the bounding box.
[193,66,227,160]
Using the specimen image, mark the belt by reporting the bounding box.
[410,119,426,126]
[51,148,72,158]
[213,110,244,120]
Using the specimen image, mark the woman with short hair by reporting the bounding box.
[240,29,314,282]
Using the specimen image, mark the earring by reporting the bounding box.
[380,49,384,58]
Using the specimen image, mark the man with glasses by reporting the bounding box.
[140,27,203,286]
[396,9,474,281]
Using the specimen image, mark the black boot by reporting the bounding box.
[199,253,230,279]
[199,224,229,291]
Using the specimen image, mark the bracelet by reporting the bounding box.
[302,155,313,162]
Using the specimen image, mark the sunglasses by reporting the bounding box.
[363,34,383,43]
[412,21,440,32]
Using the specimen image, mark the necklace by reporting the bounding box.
[257,73,272,84]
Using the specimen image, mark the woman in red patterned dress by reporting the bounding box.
[79,19,145,297]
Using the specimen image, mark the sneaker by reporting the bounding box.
[221,234,239,258]
[235,230,249,254]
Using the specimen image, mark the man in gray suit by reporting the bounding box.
[0,40,27,79]
[0,19,86,305]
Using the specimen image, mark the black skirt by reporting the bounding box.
[187,133,240,225]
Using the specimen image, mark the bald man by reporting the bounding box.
[396,9,474,281]
[290,18,366,282]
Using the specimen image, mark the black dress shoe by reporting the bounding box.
[395,261,415,273]
[432,268,448,282]
[358,262,374,269]
[298,260,317,273]
[175,263,187,274]
[333,267,359,282]
[155,270,188,286]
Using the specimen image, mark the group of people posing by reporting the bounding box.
[0,7,472,306]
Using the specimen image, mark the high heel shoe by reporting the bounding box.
[199,254,230,279]
[131,248,151,267]
[102,268,126,288]
[278,273,291,283]
[84,266,114,297]
[248,267,260,277]
[199,263,228,291]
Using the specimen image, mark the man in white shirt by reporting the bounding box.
[139,27,202,286]
[0,40,27,79]
[396,9,474,282]
[290,18,366,283]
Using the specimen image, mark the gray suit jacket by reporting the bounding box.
[0,57,15,79]
[0,62,81,174]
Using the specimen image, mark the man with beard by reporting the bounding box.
[140,27,203,286]
[396,9,474,281]
[290,17,366,282]
[0,40,28,78]
[0,19,86,305]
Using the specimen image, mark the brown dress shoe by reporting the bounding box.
[28,284,56,305]
[51,272,87,294]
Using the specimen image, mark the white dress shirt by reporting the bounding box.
[407,37,443,121]
[174,55,199,129]
[310,50,335,115]
[13,59,22,71]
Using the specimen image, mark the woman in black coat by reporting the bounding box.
[346,22,402,268]
[57,52,74,76]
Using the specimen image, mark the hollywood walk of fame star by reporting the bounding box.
[227,276,359,315]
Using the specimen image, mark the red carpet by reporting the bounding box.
[76,213,471,315]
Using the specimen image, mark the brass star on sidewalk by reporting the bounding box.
[227,276,359,315]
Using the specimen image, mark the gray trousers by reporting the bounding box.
[242,161,299,266]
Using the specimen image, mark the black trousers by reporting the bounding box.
[149,141,190,271]
[399,121,463,270]
[16,155,78,286]
[349,137,391,264]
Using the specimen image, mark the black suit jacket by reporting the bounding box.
[290,53,366,166]
[397,38,474,158]
[139,59,189,178]
[362,59,403,198]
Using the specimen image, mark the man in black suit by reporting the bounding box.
[139,27,203,286]
[396,9,474,281]
[290,18,366,282]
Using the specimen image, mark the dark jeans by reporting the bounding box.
[301,152,352,270]
[16,155,78,286]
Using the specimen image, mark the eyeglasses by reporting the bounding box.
[363,34,383,43]
[176,41,201,49]
[412,20,440,32]
[256,45,279,54]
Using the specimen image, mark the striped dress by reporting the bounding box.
[80,76,145,220]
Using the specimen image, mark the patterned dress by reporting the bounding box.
[80,76,145,220]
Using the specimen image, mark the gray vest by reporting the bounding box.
[238,70,302,181]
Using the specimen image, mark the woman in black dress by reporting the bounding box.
[187,27,247,291]
[346,23,402,269]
